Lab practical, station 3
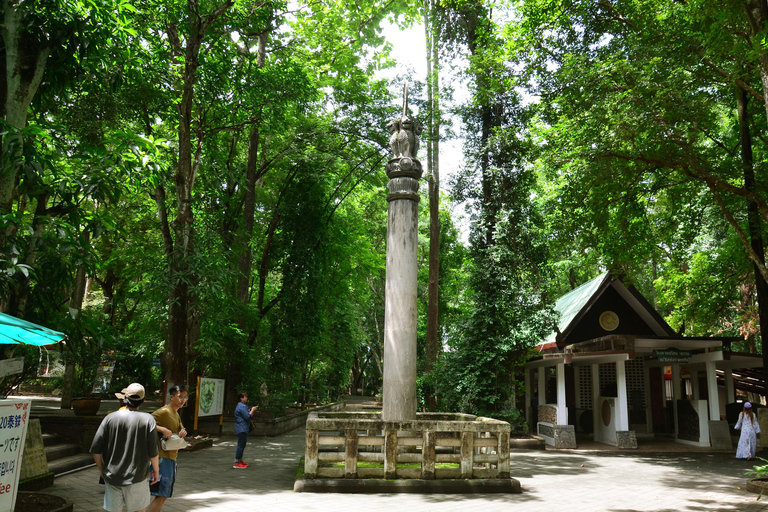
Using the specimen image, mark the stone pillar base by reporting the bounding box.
[708,420,733,450]
[538,423,577,448]
[553,425,576,448]
[616,430,637,449]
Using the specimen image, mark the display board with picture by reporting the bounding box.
[197,378,225,417]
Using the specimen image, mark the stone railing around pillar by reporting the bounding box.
[537,403,576,448]
[304,411,511,480]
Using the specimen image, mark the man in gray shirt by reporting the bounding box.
[91,383,160,512]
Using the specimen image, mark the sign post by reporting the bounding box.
[0,399,30,512]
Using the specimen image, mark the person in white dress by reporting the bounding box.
[735,402,761,460]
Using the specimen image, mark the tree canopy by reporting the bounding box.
[2,0,767,417]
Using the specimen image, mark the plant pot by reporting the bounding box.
[14,491,73,512]
[71,398,101,416]
[747,478,768,494]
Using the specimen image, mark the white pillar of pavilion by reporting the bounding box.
[705,360,720,421]
[381,85,423,422]
[556,362,567,425]
[615,360,629,431]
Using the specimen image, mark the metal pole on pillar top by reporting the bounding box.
[402,82,408,117]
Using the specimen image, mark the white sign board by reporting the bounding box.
[0,359,23,380]
[197,378,225,417]
[0,400,30,512]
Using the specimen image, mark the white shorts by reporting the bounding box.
[104,480,151,512]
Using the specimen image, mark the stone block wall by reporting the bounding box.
[20,419,49,481]
[616,430,637,449]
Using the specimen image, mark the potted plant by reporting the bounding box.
[59,314,113,415]
[746,458,768,499]
[68,360,103,416]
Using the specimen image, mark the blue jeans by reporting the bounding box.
[235,432,248,461]
[149,457,176,498]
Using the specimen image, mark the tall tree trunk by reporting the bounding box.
[236,28,268,326]
[162,1,233,384]
[227,28,269,413]
[0,1,50,214]
[61,230,90,409]
[736,88,768,396]
[744,1,768,127]
[424,0,441,411]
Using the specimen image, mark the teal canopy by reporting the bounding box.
[0,313,66,346]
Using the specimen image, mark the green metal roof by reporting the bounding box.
[0,313,66,346]
[543,272,610,346]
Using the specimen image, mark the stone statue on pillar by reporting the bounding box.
[387,83,423,161]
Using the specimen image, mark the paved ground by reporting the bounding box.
[45,426,768,512]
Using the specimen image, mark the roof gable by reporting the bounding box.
[541,272,675,349]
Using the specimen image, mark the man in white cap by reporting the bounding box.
[91,383,160,512]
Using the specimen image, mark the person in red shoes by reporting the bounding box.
[233,391,258,468]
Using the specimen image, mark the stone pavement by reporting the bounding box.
[46,427,768,512]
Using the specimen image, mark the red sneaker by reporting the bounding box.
[233,461,248,469]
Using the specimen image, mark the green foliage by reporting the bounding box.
[436,0,555,417]
[508,0,768,354]
[747,458,768,500]
[7,0,765,420]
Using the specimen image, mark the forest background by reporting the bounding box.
[2,0,768,428]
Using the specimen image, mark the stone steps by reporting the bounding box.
[45,443,82,462]
[48,453,95,476]
[42,433,64,447]
[42,432,95,476]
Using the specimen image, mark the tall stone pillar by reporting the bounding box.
[382,87,423,422]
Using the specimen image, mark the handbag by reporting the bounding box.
[161,434,187,451]
[249,420,256,433]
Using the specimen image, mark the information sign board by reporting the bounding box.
[197,378,225,417]
[0,400,30,512]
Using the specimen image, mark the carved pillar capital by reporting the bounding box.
[386,157,422,202]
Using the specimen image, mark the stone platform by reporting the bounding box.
[304,408,517,489]
[294,476,521,493]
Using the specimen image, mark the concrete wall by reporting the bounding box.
[36,402,345,451]
[194,402,345,437]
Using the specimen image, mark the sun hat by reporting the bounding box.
[115,383,145,400]
[745,402,752,408]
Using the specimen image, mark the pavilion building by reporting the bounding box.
[524,272,763,449]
